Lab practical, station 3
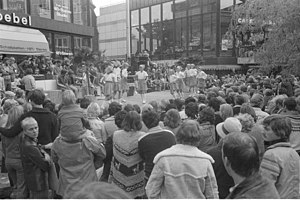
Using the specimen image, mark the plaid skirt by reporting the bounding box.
[104,81,114,97]
[169,82,178,94]
[120,77,129,91]
[176,78,185,91]
[137,79,147,94]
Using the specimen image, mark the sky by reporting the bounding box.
[92,0,126,16]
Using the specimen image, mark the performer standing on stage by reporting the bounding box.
[175,66,185,99]
[184,64,191,92]
[103,65,115,102]
[120,62,129,103]
[189,64,198,96]
[168,69,178,99]
[136,65,148,104]
[113,61,121,101]
[197,68,208,93]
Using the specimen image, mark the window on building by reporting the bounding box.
[161,2,174,59]
[163,2,173,21]
[30,0,51,18]
[175,17,187,56]
[3,0,27,14]
[189,15,202,55]
[55,34,72,56]
[141,24,151,52]
[131,10,139,26]
[203,13,216,56]
[54,0,71,23]
[74,36,82,50]
[174,0,187,19]
[141,7,149,25]
[151,4,161,23]
[221,0,234,56]
[73,0,88,25]
[131,27,140,55]
[82,37,91,48]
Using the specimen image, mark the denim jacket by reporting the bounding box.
[260,142,300,199]
[146,144,219,199]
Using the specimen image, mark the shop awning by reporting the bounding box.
[0,24,50,55]
[199,65,242,71]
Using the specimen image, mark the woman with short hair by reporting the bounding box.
[163,109,181,135]
[146,120,219,199]
[109,111,146,198]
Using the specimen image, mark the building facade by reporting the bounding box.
[0,0,98,58]
[129,0,243,67]
[98,3,127,59]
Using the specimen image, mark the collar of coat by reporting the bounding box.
[153,144,215,164]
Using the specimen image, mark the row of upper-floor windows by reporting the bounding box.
[130,0,244,26]
[1,0,93,26]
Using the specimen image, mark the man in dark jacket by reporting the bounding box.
[223,132,280,199]
[0,89,58,152]
[20,117,50,199]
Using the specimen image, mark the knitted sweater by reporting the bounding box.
[109,130,146,198]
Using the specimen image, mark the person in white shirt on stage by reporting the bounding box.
[175,66,185,99]
[103,65,115,102]
[136,65,148,104]
[120,62,129,103]
[113,61,121,101]
[197,68,208,93]
[169,69,178,99]
[189,64,198,96]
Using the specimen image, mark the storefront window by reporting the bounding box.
[221,0,233,10]
[175,18,187,56]
[82,37,91,48]
[189,15,202,54]
[30,0,51,19]
[3,0,27,14]
[203,13,216,56]
[55,34,72,56]
[151,4,161,23]
[221,0,234,56]
[188,0,201,16]
[141,24,151,51]
[174,0,187,19]
[131,27,140,55]
[141,7,149,25]
[131,10,139,26]
[73,0,88,25]
[163,2,173,21]
[54,0,71,23]
[74,36,82,51]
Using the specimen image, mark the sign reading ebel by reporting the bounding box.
[0,12,32,26]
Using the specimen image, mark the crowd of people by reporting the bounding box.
[0,61,299,199]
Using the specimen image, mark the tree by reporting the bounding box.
[231,0,300,76]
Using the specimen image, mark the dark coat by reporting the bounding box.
[0,107,58,145]
[20,135,50,191]
[226,172,280,199]
[207,140,234,199]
